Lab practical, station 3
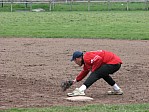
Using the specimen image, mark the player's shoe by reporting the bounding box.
[107,88,123,95]
[67,88,85,97]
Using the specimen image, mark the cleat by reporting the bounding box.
[67,88,85,97]
[108,89,123,95]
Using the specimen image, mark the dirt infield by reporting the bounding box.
[0,38,149,109]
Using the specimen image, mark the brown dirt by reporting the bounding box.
[0,38,149,109]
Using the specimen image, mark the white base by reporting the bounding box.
[65,96,93,101]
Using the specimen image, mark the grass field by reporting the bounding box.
[1,103,149,112]
[0,11,149,40]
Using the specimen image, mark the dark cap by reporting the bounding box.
[71,51,83,61]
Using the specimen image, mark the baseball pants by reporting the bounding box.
[83,64,121,88]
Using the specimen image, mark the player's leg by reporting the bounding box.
[81,64,123,94]
[67,71,100,96]
[79,64,112,92]
[67,64,122,96]
[101,64,123,95]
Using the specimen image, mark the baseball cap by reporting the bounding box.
[71,51,83,61]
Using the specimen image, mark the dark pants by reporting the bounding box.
[83,64,121,88]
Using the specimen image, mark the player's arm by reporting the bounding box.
[75,66,90,82]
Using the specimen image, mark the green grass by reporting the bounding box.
[0,11,149,40]
[1,103,149,112]
[0,11,149,39]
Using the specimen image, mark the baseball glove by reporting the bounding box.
[61,80,73,92]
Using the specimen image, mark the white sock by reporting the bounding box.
[113,83,120,91]
[79,85,87,92]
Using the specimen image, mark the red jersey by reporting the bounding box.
[76,50,122,82]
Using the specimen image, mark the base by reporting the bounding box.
[65,96,93,102]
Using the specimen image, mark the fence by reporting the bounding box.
[0,0,149,12]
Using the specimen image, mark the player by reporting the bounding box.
[67,50,123,97]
